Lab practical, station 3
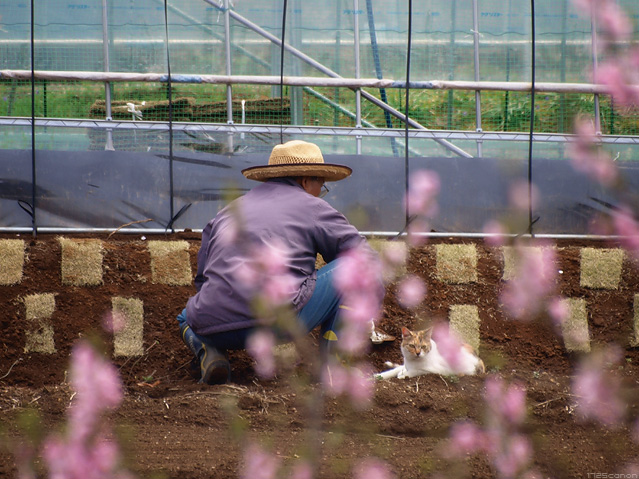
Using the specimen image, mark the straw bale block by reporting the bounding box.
[0,239,25,285]
[632,294,639,347]
[112,297,144,357]
[561,298,590,353]
[580,248,624,290]
[148,240,192,285]
[449,304,481,352]
[23,293,56,354]
[435,244,477,284]
[59,237,104,286]
[501,245,557,281]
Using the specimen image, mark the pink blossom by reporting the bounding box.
[572,346,626,426]
[246,329,277,379]
[508,180,539,211]
[241,443,280,479]
[573,0,631,42]
[353,457,395,479]
[612,204,639,256]
[483,220,508,247]
[406,170,440,217]
[347,365,374,410]
[396,274,426,309]
[235,241,298,311]
[404,170,440,245]
[336,321,370,355]
[568,115,619,187]
[547,296,569,330]
[43,342,128,479]
[380,242,407,280]
[500,244,557,320]
[70,342,123,411]
[447,421,487,456]
[493,434,532,479]
[322,361,373,409]
[333,245,383,353]
[333,245,383,298]
[102,311,126,334]
[595,60,639,108]
[322,360,350,396]
[484,376,527,426]
[289,460,313,479]
[431,323,464,373]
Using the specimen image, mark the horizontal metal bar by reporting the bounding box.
[3,117,639,144]
[0,69,617,94]
[0,226,624,241]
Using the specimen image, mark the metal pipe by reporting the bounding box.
[101,0,114,150]
[0,226,622,241]
[354,0,362,155]
[472,0,483,157]
[591,9,601,134]
[201,0,472,158]
[3,69,616,94]
[223,0,234,153]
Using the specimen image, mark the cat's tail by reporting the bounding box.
[374,363,403,380]
[475,358,486,375]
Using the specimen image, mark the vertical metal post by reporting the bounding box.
[472,0,483,157]
[354,0,362,154]
[224,0,234,152]
[447,0,457,131]
[290,0,304,125]
[591,9,601,134]
[102,0,114,150]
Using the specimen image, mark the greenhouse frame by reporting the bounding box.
[1,0,638,236]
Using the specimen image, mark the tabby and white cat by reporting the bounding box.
[376,326,485,379]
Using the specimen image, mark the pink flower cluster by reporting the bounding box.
[321,360,374,410]
[246,329,277,379]
[430,323,465,374]
[42,341,132,479]
[236,240,298,313]
[500,244,558,320]
[447,376,533,479]
[353,457,395,479]
[404,170,441,245]
[572,346,626,427]
[573,0,639,107]
[612,205,639,258]
[396,274,426,309]
[241,442,281,479]
[333,244,383,354]
[567,116,619,187]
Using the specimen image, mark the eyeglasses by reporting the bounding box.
[319,183,330,198]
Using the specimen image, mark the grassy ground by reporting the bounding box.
[2,79,638,136]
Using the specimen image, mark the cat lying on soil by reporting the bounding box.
[375,326,485,379]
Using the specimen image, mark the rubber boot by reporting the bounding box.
[180,323,231,385]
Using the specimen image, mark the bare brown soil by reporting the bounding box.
[2,233,639,478]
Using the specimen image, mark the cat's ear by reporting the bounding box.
[423,327,433,341]
[401,327,412,339]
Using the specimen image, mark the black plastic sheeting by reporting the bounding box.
[1,149,636,235]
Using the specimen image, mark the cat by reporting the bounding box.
[375,326,485,379]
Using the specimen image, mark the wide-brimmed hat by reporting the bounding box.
[241,140,352,182]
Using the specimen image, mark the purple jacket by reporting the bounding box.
[185,177,372,336]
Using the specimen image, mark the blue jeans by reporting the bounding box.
[177,259,343,352]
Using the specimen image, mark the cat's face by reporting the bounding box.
[401,327,432,359]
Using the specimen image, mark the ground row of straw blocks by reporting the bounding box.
[1,238,637,357]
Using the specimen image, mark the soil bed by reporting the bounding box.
[1,233,639,478]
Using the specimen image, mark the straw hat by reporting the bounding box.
[242,140,352,182]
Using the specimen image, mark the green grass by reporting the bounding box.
[1,78,638,136]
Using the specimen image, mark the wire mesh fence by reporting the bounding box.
[1,0,638,234]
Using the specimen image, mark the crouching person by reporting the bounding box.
[177,140,385,384]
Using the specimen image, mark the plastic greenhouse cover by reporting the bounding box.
[1,148,636,235]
